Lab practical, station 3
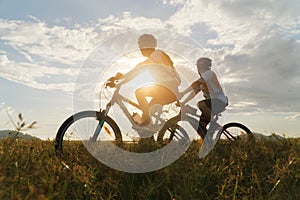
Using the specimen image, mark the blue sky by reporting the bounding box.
[0,0,300,139]
[0,0,177,22]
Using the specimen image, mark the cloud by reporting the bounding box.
[221,31,300,112]
[166,0,300,43]
[103,12,165,30]
[0,17,106,92]
[0,13,202,94]
[0,53,76,92]
[286,113,300,120]
[1,2,299,116]
[0,18,100,65]
[164,0,300,115]
[162,0,186,6]
[0,14,170,92]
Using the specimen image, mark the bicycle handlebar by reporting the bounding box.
[105,72,124,88]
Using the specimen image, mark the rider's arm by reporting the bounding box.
[181,79,201,95]
[180,79,202,105]
[118,66,142,85]
[181,90,197,105]
[181,85,194,96]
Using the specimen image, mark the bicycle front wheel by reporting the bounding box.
[221,122,252,141]
[55,110,122,151]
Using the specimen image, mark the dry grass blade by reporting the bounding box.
[18,113,23,121]
[269,179,281,195]
[20,122,26,128]
[60,161,72,172]
[27,121,37,129]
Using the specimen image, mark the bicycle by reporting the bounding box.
[156,103,253,145]
[55,74,253,152]
[55,74,184,151]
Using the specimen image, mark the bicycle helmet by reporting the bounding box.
[197,57,212,70]
[138,34,157,49]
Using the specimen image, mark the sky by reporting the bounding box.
[0,0,299,139]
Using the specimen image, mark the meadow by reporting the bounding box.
[0,137,299,200]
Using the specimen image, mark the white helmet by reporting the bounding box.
[197,57,212,70]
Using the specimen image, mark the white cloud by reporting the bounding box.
[97,12,165,32]
[286,113,300,120]
[162,0,186,6]
[1,3,300,116]
[164,0,300,48]
[0,17,108,92]
[0,14,171,92]
[0,54,76,92]
[0,18,100,65]
[164,0,300,115]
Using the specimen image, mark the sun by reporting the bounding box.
[126,70,156,89]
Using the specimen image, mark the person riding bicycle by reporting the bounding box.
[180,57,228,138]
[106,34,181,126]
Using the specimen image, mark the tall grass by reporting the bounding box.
[0,137,299,199]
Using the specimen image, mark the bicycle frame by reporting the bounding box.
[174,104,249,141]
[91,84,168,140]
[163,103,224,140]
[106,88,141,125]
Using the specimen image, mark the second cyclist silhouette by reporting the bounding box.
[180,57,228,138]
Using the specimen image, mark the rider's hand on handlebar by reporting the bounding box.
[105,72,124,88]
[105,80,116,88]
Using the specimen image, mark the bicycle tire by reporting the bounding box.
[55,110,122,151]
[221,122,252,141]
[157,115,185,145]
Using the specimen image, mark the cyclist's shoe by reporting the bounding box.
[132,112,143,124]
[139,113,151,126]
[132,113,151,126]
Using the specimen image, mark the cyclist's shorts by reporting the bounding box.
[198,98,226,115]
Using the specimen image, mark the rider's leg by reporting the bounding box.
[198,99,226,137]
[149,85,177,107]
[135,86,151,123]
[135,85,165,124]
[197,100,211,137]
[135,85,177,125]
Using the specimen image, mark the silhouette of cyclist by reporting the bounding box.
[180,57,228,138]
[106,34,181,126]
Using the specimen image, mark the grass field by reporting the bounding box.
[0,137,299,199]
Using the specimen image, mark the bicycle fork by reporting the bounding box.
[90,103,111,142]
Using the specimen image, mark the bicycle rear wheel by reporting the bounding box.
[157,116,188,145]
[221,122,252,141]
[55,110,122,151]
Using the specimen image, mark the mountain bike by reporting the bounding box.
[156,103,253,145]
[55,74,186,151]
[55,75,252,152]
